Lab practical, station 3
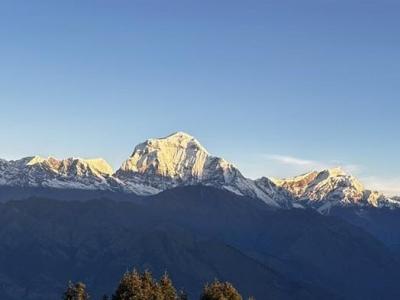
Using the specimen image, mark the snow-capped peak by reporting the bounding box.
[270,167,390,212]
[84,158,114,175]
[0,156,115,191]
[26,156,47,166]
[115,132,280,206]
[0,132,398,211]
[24,156,114,177]
[325,167,346,176]
[119,131,210,180]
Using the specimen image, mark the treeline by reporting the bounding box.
[63,269,253,300]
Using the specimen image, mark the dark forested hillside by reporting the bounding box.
[0,186,398,299]
[331,207,400,258]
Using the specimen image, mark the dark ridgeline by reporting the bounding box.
[0,186,398,299]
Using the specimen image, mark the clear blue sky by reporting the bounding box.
[0,1,399,194]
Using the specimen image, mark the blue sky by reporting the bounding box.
[0,1,399,194]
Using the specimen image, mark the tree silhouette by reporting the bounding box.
[112,269,144,300]
[112,269,183,300]
[160,272,177,300]
[63,281,89,300]
[61,271,250,300]
[200,279,242,300]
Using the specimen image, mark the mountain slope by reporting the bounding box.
[143,186,400,299]
[270,167,398,212]
[0,186,397,299]
[0,192,330,300]
[115,132,282,206]
[330,206,400,250]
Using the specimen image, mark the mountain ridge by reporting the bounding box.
[0,132,398,211]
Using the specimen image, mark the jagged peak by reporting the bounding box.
[274,167,350,184]
[322,167,347,177]
[271,171,319,187]
[24,156,113,176]
[165,131,195,140]
[132,131,209,156]
[26,156,47,166]
[120,132,212,179]
[83,158,114,175]
[319,167,364,189]
[270,165,369,208]
[0,133,395,210]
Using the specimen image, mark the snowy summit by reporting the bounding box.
[0,132,398,212]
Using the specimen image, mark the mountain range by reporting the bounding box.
[1,132,400,299]
[0,131,398,212]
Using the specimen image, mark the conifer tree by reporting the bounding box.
[113,269,166,300]
[160,272,177,300]
[142,270,160,299]
[200,280,242,300]
[63,281,89,300]
[112,269,143,300]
